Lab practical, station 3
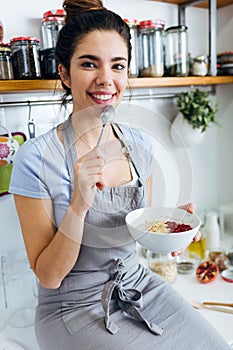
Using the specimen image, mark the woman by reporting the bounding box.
[10,1,230,349]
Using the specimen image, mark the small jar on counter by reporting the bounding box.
[138,20,164,77]
[209,248,228,272]
[10,36,41,79]
[147,251,177,284]
[0,44,14,79]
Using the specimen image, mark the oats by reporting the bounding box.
[146,221,169,233]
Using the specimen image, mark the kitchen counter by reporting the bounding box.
[138,232,233,348]
[1,233,233,349]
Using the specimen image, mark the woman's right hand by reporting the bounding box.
[70,146,107,213]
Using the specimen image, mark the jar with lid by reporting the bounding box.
[138,20,164,77]
[164,25,189,77]
[147,251,177,284]
[124,19,139,78]
[191,55,208,76]
[10,37,41,79]
[209,247,228,272]
[41,9,65,50]
[0,44,14,80]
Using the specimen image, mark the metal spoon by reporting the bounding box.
[96,105,115,147]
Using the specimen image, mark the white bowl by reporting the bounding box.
[125,207,201,254]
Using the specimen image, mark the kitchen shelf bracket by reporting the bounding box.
[178,0,217,76]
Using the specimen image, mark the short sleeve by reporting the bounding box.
[9,138,51,198]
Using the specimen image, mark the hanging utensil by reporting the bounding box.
[1,255,8,309]
[96,105,115,147]
[27,101,36,139]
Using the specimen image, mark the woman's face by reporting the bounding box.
[60,30,129,113]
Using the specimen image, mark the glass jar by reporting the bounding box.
[40,48,58,79]
[209,247,228,272]
[10,36,41,79]
[164,25,189,77]
[139,20,164,77]
[41,9,65,50]
[0,45,14,80]
[147,251,177,284]
[192,55,208,76]
[124,19,139,78]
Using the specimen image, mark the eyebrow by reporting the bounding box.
[78,54,127,62]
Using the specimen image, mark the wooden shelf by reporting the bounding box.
[150,0,233,9]
[129,76,233,88]
[0,77,233,94]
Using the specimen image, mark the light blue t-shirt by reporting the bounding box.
[9,123,155,227]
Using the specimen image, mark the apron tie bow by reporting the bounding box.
[101,259,164,336]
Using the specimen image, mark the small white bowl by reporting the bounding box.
[125,206,201,254]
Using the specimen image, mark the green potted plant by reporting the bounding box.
[170,89,219,147]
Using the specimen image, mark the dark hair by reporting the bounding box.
[56,0,131,104]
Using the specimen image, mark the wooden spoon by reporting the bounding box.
[203,301,233,307]
[190,300,233,314]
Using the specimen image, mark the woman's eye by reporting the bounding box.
[82,62,96,68]
[113,64,125,71]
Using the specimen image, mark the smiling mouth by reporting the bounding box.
[88,93,116,102]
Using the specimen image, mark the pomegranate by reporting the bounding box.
[196,261,219,284]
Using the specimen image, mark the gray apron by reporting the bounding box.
[61,117,163,336]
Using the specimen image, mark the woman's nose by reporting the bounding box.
[95,67,113,87]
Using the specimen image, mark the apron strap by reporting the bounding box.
[111,123,142,181]
[62,117,77,194]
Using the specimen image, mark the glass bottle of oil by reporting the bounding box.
[187,226,206,259]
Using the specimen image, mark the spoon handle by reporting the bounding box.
[96,124,106,147]
[203,301,233,307]
[202,304,233,314]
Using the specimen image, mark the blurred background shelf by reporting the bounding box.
[0,77,233,94]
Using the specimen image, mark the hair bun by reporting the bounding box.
[63,0,104,22]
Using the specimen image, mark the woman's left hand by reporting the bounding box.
[172,202,201,256]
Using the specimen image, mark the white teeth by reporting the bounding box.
[92,94,112,101]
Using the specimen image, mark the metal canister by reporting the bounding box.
[40,9,65,50]
[124,19,139,78]
[139,20,164,77]
[0,44,14,79]
[164,25,189,77]
[10,37,41,79]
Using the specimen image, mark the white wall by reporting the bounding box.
[0,0,233,253]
